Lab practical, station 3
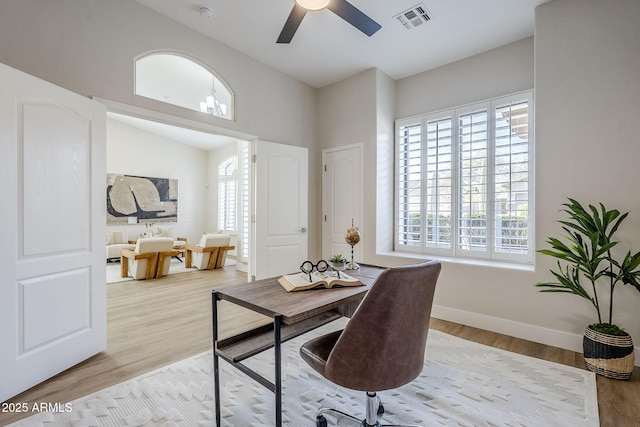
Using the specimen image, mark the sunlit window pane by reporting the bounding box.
[135,52,234,120]
[395,91,533,264]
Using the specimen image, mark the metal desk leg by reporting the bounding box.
[212,292,221,426]
[274,314,282,427]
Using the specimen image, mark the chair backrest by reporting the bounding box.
[135,237,174,253]
[198,233,231,248]
[129,237,175,280]
[193,234,232,269]
[325,260,441,391]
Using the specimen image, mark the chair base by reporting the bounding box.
[315,392,420,427]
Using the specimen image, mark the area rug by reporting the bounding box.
[106,258,237,284]
[9,319,599,427]
[106,259,195,283]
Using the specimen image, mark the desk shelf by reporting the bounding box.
[216,309,342,362]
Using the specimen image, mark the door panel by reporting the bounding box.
[323,145,363,261]
[253,141,308,280]
[0,63,106,401]
[21,269,91,352]
[21,103,92,255]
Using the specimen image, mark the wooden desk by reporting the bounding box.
[211,264,385,427]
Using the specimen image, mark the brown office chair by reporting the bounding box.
[299,260,441,427]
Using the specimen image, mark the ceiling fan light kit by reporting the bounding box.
[295,0,330,11]
[278,0,381,44]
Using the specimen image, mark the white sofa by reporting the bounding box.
[106,230,135,262]
[152,226,186,257]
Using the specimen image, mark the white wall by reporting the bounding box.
[106,118,209,244]
[395,37,535,118]
[317,68,380,258]
[534,0,640,344]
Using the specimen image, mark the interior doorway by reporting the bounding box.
[322,144,363,262]
[101,101,257,279]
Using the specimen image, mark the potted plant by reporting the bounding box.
[535,198,640,379]
[329,254,347,270]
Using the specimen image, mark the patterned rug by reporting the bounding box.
[9,319,599,427]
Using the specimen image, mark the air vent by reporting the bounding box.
[394,3,432,29]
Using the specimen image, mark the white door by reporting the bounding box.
[0,63,106,401]
[253,141,308,280]
[323,144,363,262]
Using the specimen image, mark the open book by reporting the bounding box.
[278,271,363,292]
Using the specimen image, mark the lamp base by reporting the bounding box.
[345,261,359,270]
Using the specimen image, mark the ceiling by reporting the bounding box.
[107,112,237,150]
[134,0,548,89]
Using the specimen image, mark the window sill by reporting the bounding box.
[379,251,534,272]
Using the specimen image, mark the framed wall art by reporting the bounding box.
[107,174,178,225]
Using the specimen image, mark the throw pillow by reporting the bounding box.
[108,230,127,244]
[158,227,176,240]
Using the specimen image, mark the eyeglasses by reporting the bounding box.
[300,259,341,282]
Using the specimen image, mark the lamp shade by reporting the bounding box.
[295,0,330,11]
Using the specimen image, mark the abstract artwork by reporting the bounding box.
[107,174,178,225]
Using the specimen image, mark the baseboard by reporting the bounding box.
[431,304,640,366]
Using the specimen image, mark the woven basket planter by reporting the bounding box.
[583,326,634,380]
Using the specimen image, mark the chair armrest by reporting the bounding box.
[214,246,235,269]
[185,244,204,253]
[159,249,180,257]
[156,249,180,278]
[121,249,156,261]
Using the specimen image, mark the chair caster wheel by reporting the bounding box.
[377,402,384,415]
[316,414,328,427]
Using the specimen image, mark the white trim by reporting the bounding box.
[92,97,256,141]
[431,304,640,367]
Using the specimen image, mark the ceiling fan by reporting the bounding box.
[277,0,382,44]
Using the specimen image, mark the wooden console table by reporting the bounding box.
[211,264,385,426]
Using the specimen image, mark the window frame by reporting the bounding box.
[218,156,238,233]
[134,51,235,121]
[394,90,534,264]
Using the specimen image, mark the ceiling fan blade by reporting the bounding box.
[277,4,307,44]
[327,0,381,37]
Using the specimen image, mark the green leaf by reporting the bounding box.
[536,198,640,324]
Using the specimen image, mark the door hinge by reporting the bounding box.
[324,164,327,172]
[252,154,257,163]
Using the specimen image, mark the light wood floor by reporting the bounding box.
[1,267,639,426]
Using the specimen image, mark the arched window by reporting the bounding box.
[135,52,234,120]
[218,156,237,231]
